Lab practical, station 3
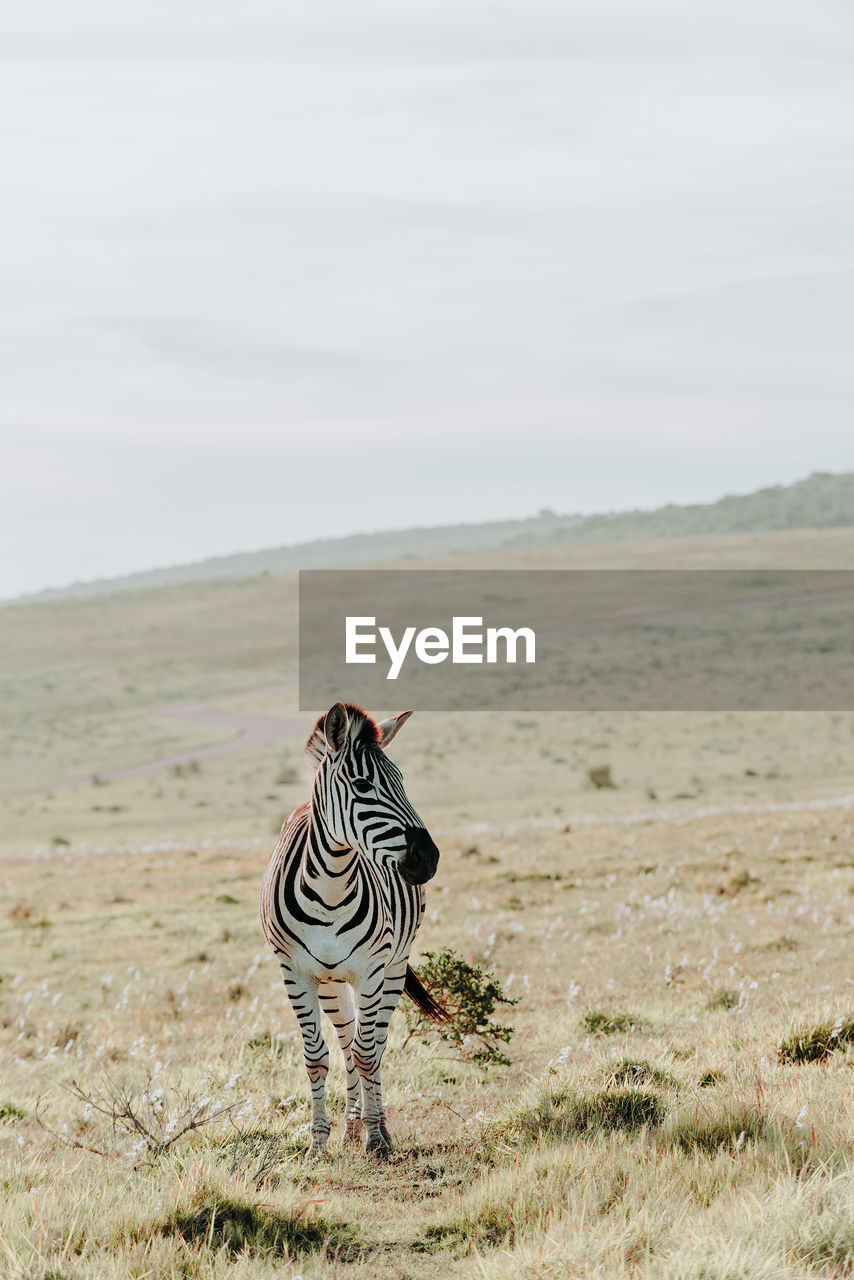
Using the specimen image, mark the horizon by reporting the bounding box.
[3,465,849,604]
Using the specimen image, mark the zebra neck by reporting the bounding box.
[301,809,359,908]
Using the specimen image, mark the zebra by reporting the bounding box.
[260,701,447,1157]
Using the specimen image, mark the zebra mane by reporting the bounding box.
[304,702,381,770]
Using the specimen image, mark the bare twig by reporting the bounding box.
[39,1070,238,1165]
[34,1098,110,1157]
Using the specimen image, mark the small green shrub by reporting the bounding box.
[403,948,519,1067]
[0,1101,26,1122]
[216,894,240,906]
[588,765,616,790]
[778,1016,854,1063]
[581,1009,647,1035]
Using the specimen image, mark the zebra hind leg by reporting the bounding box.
[319,981,362,1145]
[282,970,330,1156]
[373,961,408,1148]
[352,965,392,1158]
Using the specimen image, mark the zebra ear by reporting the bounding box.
[323,702,350,753]
[377,709,413,749]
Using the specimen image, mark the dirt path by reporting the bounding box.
[1,681,309,797]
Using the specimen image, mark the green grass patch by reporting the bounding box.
[419,1206,517,1254]
[246,1033,270,1050]
[0,1101,26,1122]
[698,1070,725,1088]
[708,988,740,1011]
[670,1106,763,1154]
[766,934,799,951]
[581,1009,648,1035]
[151,1184,355,1259]
[608,1058,676,1088]
[778,1016,854,1063]
[513,1083,665,1142]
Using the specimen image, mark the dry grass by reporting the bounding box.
[2,529,854,1275]
[2,795,854,1278]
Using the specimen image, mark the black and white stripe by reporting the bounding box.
[260,701,440,1156]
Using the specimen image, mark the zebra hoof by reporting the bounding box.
[365,1135,392,1160]
[307,1140,329,1159]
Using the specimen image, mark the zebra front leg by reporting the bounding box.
[282,969,330,1155]
[319,981,362,1145]
[352,964,390,1157]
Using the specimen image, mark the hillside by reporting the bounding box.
[9,470,853,605]
[526,470,854,547]
[13,513,583,604]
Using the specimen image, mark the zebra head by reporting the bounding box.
[307,702,439,886]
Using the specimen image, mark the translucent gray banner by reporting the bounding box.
[298,570,854,710]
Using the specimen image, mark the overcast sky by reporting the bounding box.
[1,0,852,598]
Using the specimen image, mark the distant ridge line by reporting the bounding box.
[9,469,853,605]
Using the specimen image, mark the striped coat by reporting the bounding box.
[260,702,445,1156]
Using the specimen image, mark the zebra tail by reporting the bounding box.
[404,965,452,1023]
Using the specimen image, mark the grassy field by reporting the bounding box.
[2,800,853,1278]
[2,528,854,1277]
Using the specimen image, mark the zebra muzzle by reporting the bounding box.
[398,826,440,885]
